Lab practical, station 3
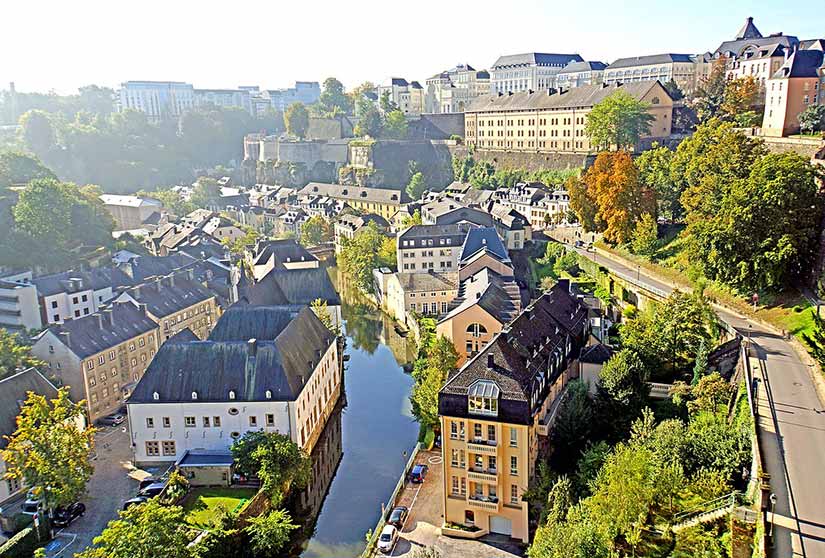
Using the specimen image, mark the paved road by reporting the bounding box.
[573,246,825,558]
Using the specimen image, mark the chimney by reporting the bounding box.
[96,314,104,329]
[59,331,71,349]
[487,353,494,368]
[247,338,257,357]
[138,303,148,315]
[168,274,176,288]
[557,278,571,293]
[298,374,304,386]
[133,285,141,298]
[186,268,194,281]
[104,307,114,326]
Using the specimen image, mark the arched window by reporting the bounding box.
[228,390,236,400]
[466,323,488,338]
[651,96,661,105]
[152,391,159,401]
[191,391,198,400]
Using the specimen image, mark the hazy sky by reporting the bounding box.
[2,0,823,94]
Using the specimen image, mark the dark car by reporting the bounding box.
[387,506,409,528]
[138,477,161,491]
[138,481,167,498]
[97,414,125,427]
[51,503,85,527]
[122,496,147,510]
[409,464,428,483]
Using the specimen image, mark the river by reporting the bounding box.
[296,278,419,558]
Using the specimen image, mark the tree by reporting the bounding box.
[630,213,658,256]
[0,329,44,379]
[19,109,56,157]
[0,151,56,189]
[230,431,310,506]
[284,102,309,139]
[311,298,339,335]
[720,76,760,119]
[379,90,398,113]
[299,215,331,247]
[401,209,422,228]
[529,508,610,558]
[410,336,458,430]
[189,177,222,209]
[635,144,679,220]
[687,372,732,415]
[336,222,393,292]
[13,178,74,246]
[77,500,193,558]
[244,509,299,557]
[355,105,383,138]
[598,349,650,409]
[318,78,351,116]
[406,171,425,200]
[137,187,195,217]
[662,80,684,101]
[567,175,598,232]
[2,388,95,510]
[383,110,408,140]
[692,58,728,122]
[585,91,655,151]
[685,411,750,482]
[799,104,825,134]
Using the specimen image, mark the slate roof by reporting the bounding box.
[490,204,528,230]
[299,183,410,205]
[441,268,520,324]
[715,35,798,58]
[607,53,695,69]
[493,53,583,69]
[124,275,214,319]
[396,271,458,293]
[580,343,612,364]
[398,223,474,248]
[772,48,825,79]
[33,267,133,297]
[735,16,763,40]
[129,308,334,404]
[466,81,668,113]
[0,368,59,448]
[239,268,340,307]
[460,227,510,263]
[99,195,162,208]
[390,78,409,86]
[208,305,300,342]
[439,283,589,424]
[560,60,608,73]
[45,301,158,359]
[116,253,197,283]
[251,239,318,267]
[167,328,199,344]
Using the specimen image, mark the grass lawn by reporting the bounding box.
[182,487,257,528]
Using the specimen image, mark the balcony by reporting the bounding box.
[467,495,500,512]
[467,439,497,456]
[467,468,498,484]
[537,386,568,437]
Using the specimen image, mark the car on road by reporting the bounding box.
[409,464,428,483]
[138,477,162,491]
[51,503,86,527]
[122,496,148,510]
[20,499,41,517]
[138,481,166,498]
[387,506,408,529]
[97,414,125,427]
[376,524,398,554]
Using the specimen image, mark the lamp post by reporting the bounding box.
[768,492,777,540]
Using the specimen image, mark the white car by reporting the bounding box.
[377,524,398,554]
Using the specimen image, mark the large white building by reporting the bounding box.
[377,78,425,115]
[127,306,341,465]
[425,64,491,114]
[265,82,321,112]
[603,53,710,94]
[118,81,196,121]
[490,52,584,93]
[194,89,254,114]
[0,272,42,331]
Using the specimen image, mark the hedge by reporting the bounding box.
[0,527,38,558]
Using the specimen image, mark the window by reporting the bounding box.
[249,416,258,427]
[213,416,221,427]
[452,476,459,495]
[130,358,137,367]
[266,414,275,427]
[109,350,116,360]
[474,423,482,440]
[510,456,518,475]
[184,416,196,427]
[203,416,210,427]
[86,360,94,370]
[98,355,105,365]
[139,338,145,347]
[450,421,458,439]
[511,484,520,504]
[487,425,496,442]
[510,427,518,447]
[51,301,58,309]
[146,417,154,428]
[162,441,176,456]
[467,381,500,417]
[145,441,160,456]
[89,376,96,387]
[466,323,488,337]
[6,477,20,494]
[162,417,171,428]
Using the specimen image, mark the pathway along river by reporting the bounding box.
[294,276,419,558]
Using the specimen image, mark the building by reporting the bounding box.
[32,267,132,325]
[438,282,589,541]
[377,78,425,115]
[31,301,162,422]
[333,214,389,253]
[483,183,571,229]
[265,82,321,112]
[0,368,59,504]
[457,227,513,281]
[384,271,459,323]
[239,267,342,327]
[127,306,340,465]
[397,223,474,273]
[603,54,706,93]
[118,81,196,121]
[489,204,532,250]
[194,88,254,115]
[298,183,411,221]
[761,48,825,136]
[726,43,791,88]
[713,17,798,60]
[245,239,319,281]
[464,81,673,154]
[555,61,607,89]
[490,53,584,94]
[99,195,164,231]
[0,272,42,331]
[425,64,491,114]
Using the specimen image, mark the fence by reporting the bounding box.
[360,443,422,558]
[741,343,769,558]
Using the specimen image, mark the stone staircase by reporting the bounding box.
[669,493,740,533]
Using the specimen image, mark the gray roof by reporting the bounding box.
[125,275,214,319]
[300,183,410,205]
[715,34,798,57]
[45,301,158,359]
[735,16,762,40]
[116,253,197,283]
[33,267,132,297]
[209,305,300,342]
[0,368,58,448]
[460,227,510,263]
[251,239,318,268]
[396,272,458,293]
[167,328,199,344]
[607,53,695,70]
[178,450,234,467]
[580,343,612,364]
[129,308,334,404]
[441,268,520,324]
[466,81,668,113]
[493,53,583,69]
[560,60,608,73]
[398,223,474,248]
[240,268,340,307]
[772,48,825,79]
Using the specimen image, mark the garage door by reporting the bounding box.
[490,515,512,536]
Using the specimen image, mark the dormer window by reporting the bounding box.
[468,380,500,417]
[228,390,236,400]
[265,390,272,399]
[153,391,159,400]
[191,391,198,400]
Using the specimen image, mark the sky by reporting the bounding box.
[2,0,824,95]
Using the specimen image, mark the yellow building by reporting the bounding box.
[438,282,589,542]
[298,183,411,221]
[464,81,673,154]
[762,48,825,137]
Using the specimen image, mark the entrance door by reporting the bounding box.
[489,515,512,536]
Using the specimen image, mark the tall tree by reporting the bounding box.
[244,509,299,557]
[299,215,332,246]
[383,110,408,139]
[567,175,598,232]
[585,91,654,151]
[635,144,679,220]
[189,177,222,209]
[798,104,825,135]
[230,431,310,506]
[379,90,398,113]
[18,109,56,157]
[13,178,76,246]
[318,77,351,116]
[406,172,425,200]
[630,213,658,257]
[0,329,44,380]
[355,105,383,138]
[284,102,309,139]
[2,388,95,510]
[692,58,728,122]
[0,151,56,188]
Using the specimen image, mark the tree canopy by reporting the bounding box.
[230,431,310,506]
[284,103,310,139]
[318,77,351,116]
[336,221,396,292]
[299,215,332,247]
[585,91,655,151]
[0,329,44,380]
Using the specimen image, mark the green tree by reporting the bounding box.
[319,77,351,115]
[686,411,750,483]
[189,177,222,209]
[406,172,425,200]
[798,104,825,134]
[585,91,655,151]
[687,372,732,415]
[13,178,74,246]
[630,213,658,256]
[0,329,45,379]
[598,349,650,408]
[635,144,679,220]
[401,209,422,228]
[567,175,599,232]
[77,500,193,558]
[310,298,339,336]
[410,336,458,430]
[336,221,393,292]
[2,388,95,510]
[379,90,398,113]
[19,109,56,157]
[230,431,310,505]
[355,105,383,138]
[284,102,309,139]
[137,187,195,217]
[0,151,56,189]
[299,215,332,246]
[244,509,299,557]
[720,76,760,119]
[692,58,728,122]
[383,110,408,139]
[529,508,610,558]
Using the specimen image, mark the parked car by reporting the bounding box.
[51,503,85,527]
[20,499,41,517]
[409,464,428,483]
[138,481,166,498]
[97,414,125,427]
[138,477,161,491]
[387,506,408,529]
[376,524,398,554]
[122,496,148,510]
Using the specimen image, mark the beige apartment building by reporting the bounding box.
[762,48,825,136]
[397,223,474,273]
[438,283,589,541]
[32,301,162,422]
[603,53,708,94]
[464,81,673,154]
[298,183,411,221]
[384,271,458,323]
